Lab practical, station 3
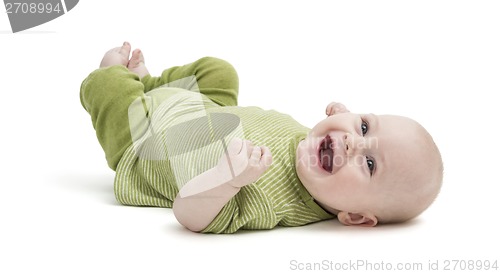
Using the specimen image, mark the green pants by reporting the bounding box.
[80,57,239,170]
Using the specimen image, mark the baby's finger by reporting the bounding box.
[243,140,253,158]
[248,146,263,167]
[260,146,273,168]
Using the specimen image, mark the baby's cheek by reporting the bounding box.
[337,157,365,182]
[334,166,368,191]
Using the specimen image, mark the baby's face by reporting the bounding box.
[296,112,428,217]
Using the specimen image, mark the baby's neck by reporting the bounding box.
[316,201,339,215]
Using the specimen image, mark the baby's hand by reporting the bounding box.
[216,138,273,188]
[99,42,131,68]
[326,102,349,116]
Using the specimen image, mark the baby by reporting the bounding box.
[81,42,443,233]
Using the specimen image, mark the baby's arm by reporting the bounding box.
[173,139,272,232]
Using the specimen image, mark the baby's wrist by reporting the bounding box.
[227,181,242,191]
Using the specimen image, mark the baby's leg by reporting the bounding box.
[100,42,149,79]
[142,57,239,107]
[81,61,145,170]
[99,42,132,68]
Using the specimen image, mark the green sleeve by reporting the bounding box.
[201,198,241,234]
[141,57,239,107]
[201,186,277,234]
[80,65,144,170]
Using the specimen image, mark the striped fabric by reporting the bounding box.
[114,87,334,233]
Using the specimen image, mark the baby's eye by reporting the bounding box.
[361,120,369,136]
[366,157,375,175]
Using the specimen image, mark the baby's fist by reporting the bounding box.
[217,138,273,188]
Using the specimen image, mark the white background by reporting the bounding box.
[1,1,499,273]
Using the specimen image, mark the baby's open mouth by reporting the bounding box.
[319,135,334,173]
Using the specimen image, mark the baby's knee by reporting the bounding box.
[196,56,239,89]
[199,56,236,73]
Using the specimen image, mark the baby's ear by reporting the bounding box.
[337,211,378,227]
[325,102,350,116]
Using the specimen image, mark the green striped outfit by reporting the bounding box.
[80,57,334,233]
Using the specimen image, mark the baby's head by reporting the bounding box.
[296,107,443,226]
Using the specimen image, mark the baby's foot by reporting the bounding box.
[100,41,132,68]
[128,49,150,79]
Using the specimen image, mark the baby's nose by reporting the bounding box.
[343,133,365,156]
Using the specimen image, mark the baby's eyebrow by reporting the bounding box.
[366,113,382,180]
[368,113,379,129]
